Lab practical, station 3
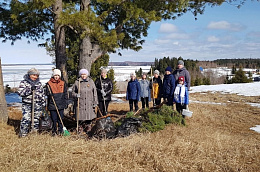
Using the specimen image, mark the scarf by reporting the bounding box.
[174,84,186,104]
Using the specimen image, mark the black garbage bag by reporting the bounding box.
[89,117,116,139]
[116,117,142,137]
[39,110,53,132]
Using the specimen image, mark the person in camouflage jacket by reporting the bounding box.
[18,68,45,137]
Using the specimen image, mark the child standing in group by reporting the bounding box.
[126,72,141,112]
[139,73,150,109]
[18,68,45,137]
[173,76,189,117]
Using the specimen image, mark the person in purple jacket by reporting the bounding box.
[126,72,141,112]
[173,76,189,118]
[163,66,176,106]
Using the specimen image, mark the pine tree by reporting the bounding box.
[231,67,252,83]
[107,68,119,94]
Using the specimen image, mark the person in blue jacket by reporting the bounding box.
[126,72,141,112]
[173,76,189,118]
[163,66,175,106]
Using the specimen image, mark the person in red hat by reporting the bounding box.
[173,76,189,118]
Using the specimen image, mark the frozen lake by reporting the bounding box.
[2,64,151,88]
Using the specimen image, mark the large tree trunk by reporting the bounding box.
[54,0,68,83]
[0,58,8,122]
[79,37,103,71]
[79,0,103,72]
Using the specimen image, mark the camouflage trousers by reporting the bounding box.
[19,103,43,137]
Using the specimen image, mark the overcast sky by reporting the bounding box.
[1,1,260,64]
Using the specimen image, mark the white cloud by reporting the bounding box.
[159,23,178,33]
[168,33,190,39]
[207,21,245,31]
[207,36,220,42]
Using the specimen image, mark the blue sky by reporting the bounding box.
[1,1,260,64]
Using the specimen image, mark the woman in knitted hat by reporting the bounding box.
[172,60,191,90]
[72,69,98,133]
[126,72,141,111]
[162,66,175,106]
[95,68,113,117]
[150,70,163,107]
[46,69,68,136]
[139,73,151,109]
[17,68,45,137]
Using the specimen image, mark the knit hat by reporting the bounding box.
[52,69,61,77]
[154,70,160,75]
[178,60,184,66]
[165,66,172,72]
[101,68,107,74]
[130,72,136,77]
[79,69,89,76]
[27,68,40,75]
[178,76,185,82]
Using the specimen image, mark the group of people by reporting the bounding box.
[126,60,190,115]
[18,68,112,137]
[17,60,190,137]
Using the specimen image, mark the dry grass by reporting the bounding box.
[1,93,260,172]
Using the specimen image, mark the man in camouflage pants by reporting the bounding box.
[18,68,45,137]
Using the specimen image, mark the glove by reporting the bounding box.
[31,85,36,91]
[93,104,97,108]
[101,90,106,97]
[77,93,80,98]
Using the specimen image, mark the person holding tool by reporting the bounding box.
[46,69,69,136]
[95,68,113,117]
[72,69,98,134]
[18,68,45,137]
[150,70,163,107]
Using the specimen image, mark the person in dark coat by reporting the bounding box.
[139,73,150,109]
[95,68,113,117]
[46,69,68,136]
[163,66,176,106]
[150,70,163,107]
[173,60,191,90]
[126,72,141,111]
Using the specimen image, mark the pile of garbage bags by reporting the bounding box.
[89,117,142,139]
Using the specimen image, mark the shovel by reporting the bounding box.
[47,85,70,136]
[100,75,107,116]
[31,89,36,133]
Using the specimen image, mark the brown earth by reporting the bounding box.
[1,92,260,172]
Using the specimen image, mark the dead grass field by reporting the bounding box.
[1,93,260,172]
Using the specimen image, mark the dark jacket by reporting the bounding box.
[162,74,175,98]
[95,76,113,101]
[173,67,191,90]
[126,79,141,101]
[46,78,68,111]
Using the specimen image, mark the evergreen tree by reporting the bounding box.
[135,68,143,78]
[107,68,119,94]
[231,67,252,83]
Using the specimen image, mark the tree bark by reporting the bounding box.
[0,57,8,122]
[79,0,104,72]
[54,0,68,83]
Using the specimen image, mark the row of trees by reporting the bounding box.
[214,59,260,69]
